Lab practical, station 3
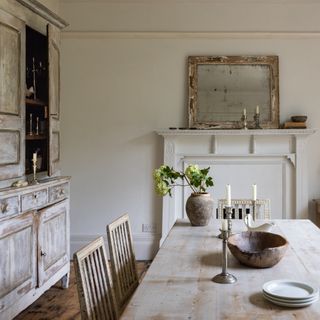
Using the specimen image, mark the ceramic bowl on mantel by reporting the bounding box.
[291,115,307,122]
[227,231,288,268]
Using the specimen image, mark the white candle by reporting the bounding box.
[222,219,228,231]
[33,152,37,162]
[256,105,260,114]
[243,108,246,116]
[253,184,257,201]
[226,184,231,207]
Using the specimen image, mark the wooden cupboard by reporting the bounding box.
[0,1,70,318]
[0,177,70,319]
[0,0,67,185]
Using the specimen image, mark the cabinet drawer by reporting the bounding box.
[0,196,19,217]
[49,183,68,203]
[21,189,48,211]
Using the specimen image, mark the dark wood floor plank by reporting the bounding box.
[14,261,149,320]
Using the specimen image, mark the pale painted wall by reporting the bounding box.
[59,0,320,259]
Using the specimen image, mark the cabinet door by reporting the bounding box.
[38,200,69,286]
[0,9,25,181]
[47,24,60,176]
[0,212,36,312]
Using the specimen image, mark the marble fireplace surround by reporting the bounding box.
[157,129,316,244]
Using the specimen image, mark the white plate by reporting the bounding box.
[263,290,318,303]
[264,293,319,308]
[263,280,319,300]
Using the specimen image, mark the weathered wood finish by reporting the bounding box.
[121,219,320,319]
[0,8,25,180]
[0,177,70,320]
[217,198,271,220]
[74,237,119,320]
[48,24,61,176]
[49,182,69,203]
[0,195,19,217]
[0,1,66,184]
[38,200,69,287]
[107,214,139,311]
[16,0,68,29]
[227,231,288,268]
[0,211,36,313]
[188,55,280,129]
[21,188,48,211]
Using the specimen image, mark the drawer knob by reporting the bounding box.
[59,189,65,195]
[40,251,47,257]
[0,202,8,214]
[33,193,38,199]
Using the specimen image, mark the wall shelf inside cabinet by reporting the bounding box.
[26,98,47,107]
[26,135,47,140]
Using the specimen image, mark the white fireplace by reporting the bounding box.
[157,129,316,244]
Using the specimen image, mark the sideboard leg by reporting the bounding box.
[61,272,70,289]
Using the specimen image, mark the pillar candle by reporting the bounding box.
[226,184,231,207]
[33,152,37,162]
[256,105,260,114]
[222,219,228,231]
[243,108,246,116]
[253,184,257,201]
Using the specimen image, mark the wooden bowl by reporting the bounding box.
[227,231,288,268]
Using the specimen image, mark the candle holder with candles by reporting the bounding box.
[212,228,237,284]
[30,153,39,185]
[253,113,262,129]
[218,206,233,238]
[241,108,248,130]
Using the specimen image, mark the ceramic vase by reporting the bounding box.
[185,192,213,226]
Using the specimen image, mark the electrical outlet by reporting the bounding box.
[142,223,156,233]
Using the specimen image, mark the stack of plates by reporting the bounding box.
[262,280,319,307]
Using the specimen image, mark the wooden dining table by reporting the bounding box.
[121,219,320,319]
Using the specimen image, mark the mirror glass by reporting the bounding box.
[188,56,279,129]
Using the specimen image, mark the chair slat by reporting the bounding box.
[74,237,119,320]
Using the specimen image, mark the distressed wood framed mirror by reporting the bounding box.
[188,56,279,129]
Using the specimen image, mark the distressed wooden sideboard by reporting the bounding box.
[0,1,70,317]
[0,176,70,319]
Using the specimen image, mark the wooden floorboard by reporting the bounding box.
[14,261,149,320]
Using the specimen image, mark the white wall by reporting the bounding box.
[60,0,320,259]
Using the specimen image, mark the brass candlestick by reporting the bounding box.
[31,158,39,185]
[212,229,237,284]
[254,113,262,129]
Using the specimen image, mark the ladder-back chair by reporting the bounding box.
[217,199,271,220]
[74,237,119,320]
[107,214,139,312]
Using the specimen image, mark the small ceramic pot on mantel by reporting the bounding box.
[186,192,213,226]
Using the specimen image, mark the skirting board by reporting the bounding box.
[70,232,161,260]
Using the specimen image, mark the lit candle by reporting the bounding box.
[253,184,257,201]
[243,108,246,116]
[222,219,228,231]
[226,184,231,207]
[256,105,260,114]
[33,152,37,162]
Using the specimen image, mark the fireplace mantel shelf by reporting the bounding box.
[157,128,317,136]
